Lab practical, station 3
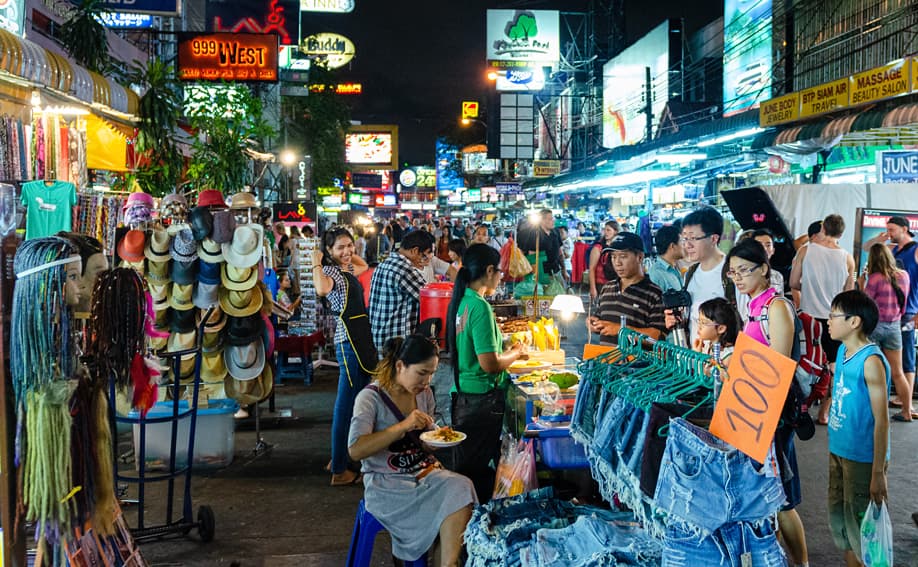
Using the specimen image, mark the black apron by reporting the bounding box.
[338,270,378,373]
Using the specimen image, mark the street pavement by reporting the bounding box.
[132,331,918,566]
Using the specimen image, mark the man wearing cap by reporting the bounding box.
[369,230,435,353]
[587,232,666,345]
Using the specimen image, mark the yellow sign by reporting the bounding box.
[912,58,918,92]
[300,33,356,69]
[800,78,849,118]
[462,101,479,119]
[759,92,799,127]
[850,59,909,106]
[533,159,561,177]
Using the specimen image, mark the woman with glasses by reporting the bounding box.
[446,244,526,502]
[858,242,912,421]
[725,238,809,567]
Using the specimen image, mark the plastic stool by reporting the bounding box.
[346,499,428,567]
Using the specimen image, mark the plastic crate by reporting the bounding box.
[533,427,589,469]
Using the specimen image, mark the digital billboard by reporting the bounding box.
[435,138,463,191]
[345,125,398,170]
[723,0,773,116]
[601,21,673,149]
[486,10,559,68]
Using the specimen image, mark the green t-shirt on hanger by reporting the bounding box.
[21,180,77,240]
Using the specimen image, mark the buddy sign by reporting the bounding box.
[487,10,559,68]
[301,33,355,69]
[178,32,279,82]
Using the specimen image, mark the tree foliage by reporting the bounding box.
[282,64,351,189]
[59,0,109,73]
[185,84,277,193]
[130,60,183,197]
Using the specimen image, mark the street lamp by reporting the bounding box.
[280,150,297,167]
[461,117,486,127]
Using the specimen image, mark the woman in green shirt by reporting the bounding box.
[447,244,525,502]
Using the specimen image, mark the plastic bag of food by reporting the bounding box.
[860,500,893,567]
[508,244,533,278]
[493,435,537,499]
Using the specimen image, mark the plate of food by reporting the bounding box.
[508,360,552,375]
[420,427,467,448]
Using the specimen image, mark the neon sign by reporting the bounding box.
[178,32,279,82]
[210,0,292,45]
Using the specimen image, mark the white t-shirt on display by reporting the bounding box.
[687,257,727,343]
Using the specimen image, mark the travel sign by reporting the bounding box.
[486,10,559,67]
[301,33,355,69]
[178,32,279,82]
[300,0,353,12]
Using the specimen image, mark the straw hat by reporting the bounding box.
[224,363,273,405]
[198,306,227,333]
[193,282,219,310]
[198,238,224,264]
[224,340,265,381]
[169,283,195,311]
[221,224,264,268]
[200,350,228,382]
[202,331,224,353]
[146,259,170,284]
[221,263,257,291]
[148,281,171,303]
[219,287,263,317]
[170,308,197,333]
[229,192,258,210]
[167,330,197,361]
[117,230,146,263]
[144,228,171,262]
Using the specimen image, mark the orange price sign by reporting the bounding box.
[709,332,797,463]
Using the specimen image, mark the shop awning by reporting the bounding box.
[85,114,128,171]
[752,100,918,149]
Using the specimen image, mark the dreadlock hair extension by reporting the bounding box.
[87,268,147,391]
[11,236,78,405]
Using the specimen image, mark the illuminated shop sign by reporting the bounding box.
[96,12,154,28]
[100,0,178,16]
[300,33,355,69]
[300,0,353,13]
[486,10,559,66]
[308,83,362,94]
[345,125,398,170]
[208,0,294,45]
[495,67,546,92]
[178,32,279,82]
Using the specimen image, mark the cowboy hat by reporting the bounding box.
[145,227,171,262]
[211,210,236,244]
[229,192,258,210]
[172,260,199,285]
[198,260,221,285]
[169,283,195,311]
[197,189,227,209]
[198,306,227,334]
[219,287,263,317]
[170,228,198,263]
[117,230,146,263]
[198,238,224,264]
[224,340,266,381]
[221,263,257,291]
[200,350,228,382]
[224,363,273,405]
[225,314,266,346]
[222,224,264,268]
[193,282,219,310]
[189,206,214,241]
[146,259,170,284]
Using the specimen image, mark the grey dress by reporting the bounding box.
[349,383,478,560]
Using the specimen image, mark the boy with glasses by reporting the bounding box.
[825,290,890,567]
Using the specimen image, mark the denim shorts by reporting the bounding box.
[662,521,786,567]
[654,418,786,536]
[522,514,662,566]
[870,321,902,351]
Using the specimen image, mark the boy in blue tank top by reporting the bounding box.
[825,290,891,567]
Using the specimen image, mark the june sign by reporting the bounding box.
[301,33,355,69]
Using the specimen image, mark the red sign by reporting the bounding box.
[178,32,279,82]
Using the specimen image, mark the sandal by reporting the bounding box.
[889,399,904,408]
[330,470,362,486]
[891,412,913,422]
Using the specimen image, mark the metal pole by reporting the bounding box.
[533,224,540,318]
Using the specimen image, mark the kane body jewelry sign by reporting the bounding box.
[178,32,279,82]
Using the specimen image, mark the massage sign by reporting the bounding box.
[178,32,279,82]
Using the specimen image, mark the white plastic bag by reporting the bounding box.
[860,500,893,567]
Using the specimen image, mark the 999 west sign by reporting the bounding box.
[178,32,279,82]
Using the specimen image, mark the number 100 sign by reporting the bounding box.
[710,332,797,463]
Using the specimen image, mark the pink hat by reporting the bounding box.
[123,191,154,211]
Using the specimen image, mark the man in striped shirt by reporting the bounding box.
[587,232,666,345]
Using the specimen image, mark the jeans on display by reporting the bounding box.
[570,377,601,446]
[332,341,370,474]
[654,418,785,538]
[520,515,663,567]
[661,521,786,567]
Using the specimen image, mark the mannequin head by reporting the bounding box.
[57,232,107,312]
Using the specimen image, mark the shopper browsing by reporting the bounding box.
[587,232,666,344]
[726,239,808,567]
[313,228,373,487]
[692,297,743,366]
[348,335,476,566]
[647,224,684,293]
[447,244,526,502]
[825,290,891,567]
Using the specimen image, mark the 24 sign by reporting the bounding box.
[710,332,796,463]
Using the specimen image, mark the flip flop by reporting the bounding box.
[330,471,362,486]
[891,413,913,423]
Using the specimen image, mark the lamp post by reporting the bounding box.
[280,150,297,201]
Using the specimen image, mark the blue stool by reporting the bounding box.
[347,499,428,567]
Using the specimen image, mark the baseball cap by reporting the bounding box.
[609,232,645,253]
[888,216,913,236]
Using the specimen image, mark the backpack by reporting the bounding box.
[752,294,828,439]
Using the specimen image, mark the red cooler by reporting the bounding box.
[419,282,454,347]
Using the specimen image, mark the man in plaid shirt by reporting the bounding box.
[369,230,436,353]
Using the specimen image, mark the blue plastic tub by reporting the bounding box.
[531,426,590,469]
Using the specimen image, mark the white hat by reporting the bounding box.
[221,224,264,268]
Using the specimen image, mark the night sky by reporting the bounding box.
[298,0,723,165]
